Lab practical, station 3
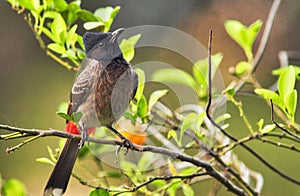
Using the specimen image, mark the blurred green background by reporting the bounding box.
[1,0,300,195]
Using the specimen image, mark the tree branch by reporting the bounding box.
[252,0,281,72]
[0,123,246,195]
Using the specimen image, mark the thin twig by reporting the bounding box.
[258,137,300,153]
[270,100,300,141]
[114,172,209,196]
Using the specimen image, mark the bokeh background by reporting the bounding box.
[1,0,300,195]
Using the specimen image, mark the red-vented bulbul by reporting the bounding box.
[44,28,138,196]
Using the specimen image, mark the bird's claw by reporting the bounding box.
[117,137,134,155]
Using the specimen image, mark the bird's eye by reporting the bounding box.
[98,42,105,48]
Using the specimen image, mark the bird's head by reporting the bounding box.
[83,28,124,61]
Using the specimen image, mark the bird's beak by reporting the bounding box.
[111,28,125,43]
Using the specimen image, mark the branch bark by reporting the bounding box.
[0,123,247,196]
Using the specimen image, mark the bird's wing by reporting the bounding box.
[67,59,100,117]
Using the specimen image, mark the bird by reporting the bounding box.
[44,28,138,196]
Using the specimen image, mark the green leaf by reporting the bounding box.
[134,68,145,102]
[47,43,66,54]
[148,89,168,112]
[47,145,56,162]
[225,20,262,61]
[193,53,223,85]
[51,13,67,44]
[17,0,35,10]
[260,124,276,134]
[273,65,300,80]
[94,6,120,22]
[257,119,264,132]
[83,22,104,30]
[36,157,55,166]
[89,188,109,196]
[66,25,78,48]
[53,0,67,12]
[72,112,82,123]
[278,66,296,97]
[234,61,252,75]
[66,2,80,25]
[254,89,284,110]
[105,171,122,178]
[32,0,40,11]
[167,130,179,145]
[119,34,141,62]
[224,87,235,97]
[180,113,197,141]
[137,95,148,120]
[56,112,73,122]
[215,113,231,124]
[152,69,197,89]
[110,6,121,19]
[167,181,181,196]
[2,179,26,196]
[182,184,194,196]
[284,89,297,118]
[76,9,98,23]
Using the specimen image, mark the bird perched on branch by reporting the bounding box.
[44,28,138,196]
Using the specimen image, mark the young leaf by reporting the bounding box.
[193,53,223,85]
[148,89,168,112]
[72,112,82,123]
[56,112,73,122]
[2,179,26,196]
[225,20,262,61]
[83,22,104,31]
[66,25,78,48]
[47,43,66,54]
[278,66,296,97]
[137,95,148,120]
[215,113,231,124]
[17,0,35,10]
[284,89,297,119]
[152,69,197,89]
[76,9,98,23]
[260,124,276,134]
[134,68,146,102]
[273,65,300,80]
[51,14,67,44]
[234,61,252,75]
[224,87,235,97]
[167,130,179,145]
[89,188,109,196]
[182,184,194,196]
[52,0,68,12]
[254,89,285,111]
[180,113,197,141]
[36,157,55,166]
[119,34,141,62]
[257,119,264,132]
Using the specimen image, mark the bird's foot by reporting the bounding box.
[78,122,89,148]
[118,136,134,155]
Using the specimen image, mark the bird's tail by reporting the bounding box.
[44,138,80,196]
